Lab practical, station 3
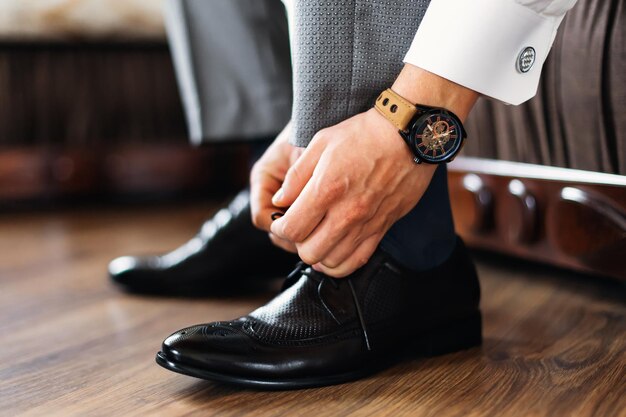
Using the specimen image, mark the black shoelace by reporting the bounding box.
[282,262,372,351]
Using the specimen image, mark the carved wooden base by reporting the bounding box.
[448,157,626,281]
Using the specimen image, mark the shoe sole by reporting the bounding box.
[155,351,381,390]
[155,312,482,390]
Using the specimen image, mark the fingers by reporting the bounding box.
[249,125,294,232]
[306,216,375,269]
[314,230,362,269]
[253,128,326,235]
[268,233,298,254]
[297,203,388,272]
[272,137,324,208]
[270,142,335,243]
[293,213,351,265]
[312,234,381,278]
[250,167,283,233]
[270,175,330,244]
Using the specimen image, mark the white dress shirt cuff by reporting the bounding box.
[404,0,564,105]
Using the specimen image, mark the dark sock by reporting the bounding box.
[379,164,457,272]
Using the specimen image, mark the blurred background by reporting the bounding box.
[0,1,624,415]
[0,0,623,279]
[0,0,249,210]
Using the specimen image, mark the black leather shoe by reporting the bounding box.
[156,238,482,389]
[109,190,299,295]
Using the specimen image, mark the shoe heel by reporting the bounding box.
[415,311,482,357]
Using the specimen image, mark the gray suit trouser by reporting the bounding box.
[165,0,456,271]
[164,0,292,143]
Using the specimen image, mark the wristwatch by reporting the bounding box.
[374,88,466,164]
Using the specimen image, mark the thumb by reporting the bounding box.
[272,144,323,208]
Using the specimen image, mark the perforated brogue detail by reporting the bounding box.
[245,272,348,342]
[164,325,203,345]
[362,265,408,323]
[240,253,405,345]
[200,324,238,337]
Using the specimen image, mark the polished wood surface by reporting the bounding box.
[1,202,624,417]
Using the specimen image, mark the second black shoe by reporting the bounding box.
[108,190,299,295]
[156,237,482,389]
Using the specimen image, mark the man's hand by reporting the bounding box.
[252,65,477,276]
[270,65,478,277]
[250,121,303,254]
[269,108,437,277]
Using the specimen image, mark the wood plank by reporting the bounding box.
[0,202,624,417]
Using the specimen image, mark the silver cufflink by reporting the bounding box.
[517,47,536,73]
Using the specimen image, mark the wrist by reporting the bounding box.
[391,64,478,122]
[368,108,437,176]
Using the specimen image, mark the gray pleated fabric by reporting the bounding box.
[165,0,293,144]
[464,0,625,174]
[290,0,431,147]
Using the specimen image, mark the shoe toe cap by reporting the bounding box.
[162,325,204,358]
[108,255,159,283]
[162,322,252,362]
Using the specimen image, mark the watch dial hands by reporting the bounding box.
[434,131,450,140]
[420,119,456,157]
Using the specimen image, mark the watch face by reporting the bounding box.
[409,109,464,163]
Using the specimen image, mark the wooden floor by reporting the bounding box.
[1,201,624,417]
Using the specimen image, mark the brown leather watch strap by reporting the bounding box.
[374,88,418,131]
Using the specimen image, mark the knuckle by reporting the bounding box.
[334,214,353,232]
[268,233,281,247]
[271,233,293,251]
[347,204,368,223]
[331,266,352,278]
[321,177,348,201]
[298,248,319,266]
[357,196,373,213]
[276,240,293,252]
[353,195,374,217]
[311,129,328,144]
[323,257,341,269]
[280,221,301,242]
[285,164,302,186]
[343,205,369,226]
[355,257,369,269]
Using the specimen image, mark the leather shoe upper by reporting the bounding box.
[109,190,299,294]
[160,238,481,383]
